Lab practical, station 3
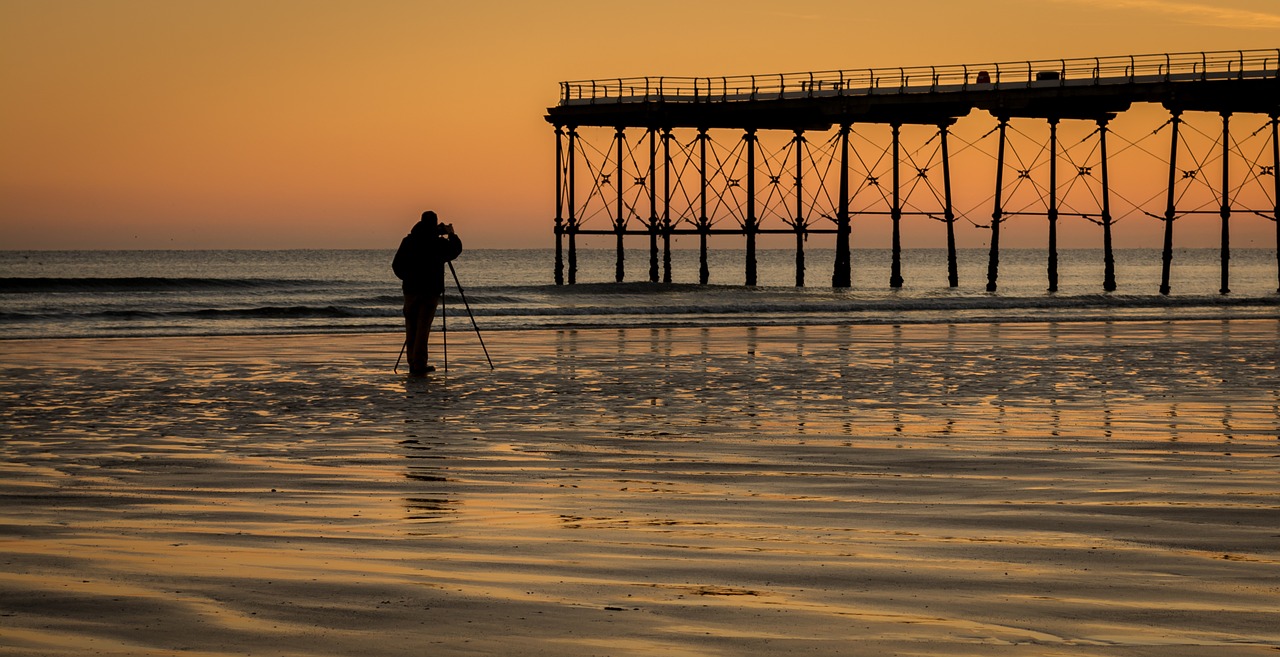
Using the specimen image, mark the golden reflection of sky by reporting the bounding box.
[0,323,1277,652]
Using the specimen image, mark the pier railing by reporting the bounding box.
[559,49,1280,106]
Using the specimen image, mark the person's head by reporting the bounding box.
[412,210,439,235]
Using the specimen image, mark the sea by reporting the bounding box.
[1,248,1277,340]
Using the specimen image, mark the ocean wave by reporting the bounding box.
[0,305,396,321]
[531,309,1280,332]
[0,277,356,293]
[1,292,1274,324]
[472,293,1279,317]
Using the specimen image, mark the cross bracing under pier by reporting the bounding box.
[546,49,1280,294]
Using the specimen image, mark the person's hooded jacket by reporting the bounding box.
[393,220,462,295]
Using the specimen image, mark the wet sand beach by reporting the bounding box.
[1,320,1278,655]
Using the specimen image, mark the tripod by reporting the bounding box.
[394,261,493,373]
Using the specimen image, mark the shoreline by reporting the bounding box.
[2,320,1278,655]
[2,303,1278,343]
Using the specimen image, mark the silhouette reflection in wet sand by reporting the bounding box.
[0,321,1277,655]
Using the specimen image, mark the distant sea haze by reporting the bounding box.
[0,248,1276,340]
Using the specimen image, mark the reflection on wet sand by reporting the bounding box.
[0,320,1277,656]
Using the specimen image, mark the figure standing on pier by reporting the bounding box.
[393,210,463,376]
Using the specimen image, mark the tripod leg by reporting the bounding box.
[448,261,495,370]
[442,295,447,373]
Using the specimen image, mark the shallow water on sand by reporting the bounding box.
[0,321,1278,655]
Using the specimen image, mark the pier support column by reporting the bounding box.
[1272,114,1279,294]
[648,128,659,284]
[941,123,958,288]
[1160,112,1182,296]
[1099,117,1116,291]
[794,129,806,287]
[833,124,852,288]
[1047,118,1059,293]
[662,127,673,284]
[1219,112,1232,295]
[698,128,710,285]
[568,127,579,285]
[614,126,626,283]
[554,125,565,286]
[746,128,758,286]
[987,117,1009,292]
[890,123,904,288]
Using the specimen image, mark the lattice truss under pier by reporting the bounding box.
[554,112,1280,290]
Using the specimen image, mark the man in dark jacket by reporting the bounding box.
[392,211,463,376]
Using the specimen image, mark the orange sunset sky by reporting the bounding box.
[2,0,1279,250]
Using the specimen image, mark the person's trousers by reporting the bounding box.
[403,293,440,374]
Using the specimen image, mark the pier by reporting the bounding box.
[545,49,1280,293]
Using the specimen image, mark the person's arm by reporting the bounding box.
[443,233,462,262]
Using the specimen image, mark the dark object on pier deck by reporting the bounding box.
[547,50,1280,294]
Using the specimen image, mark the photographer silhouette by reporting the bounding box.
[392,211,463,376]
